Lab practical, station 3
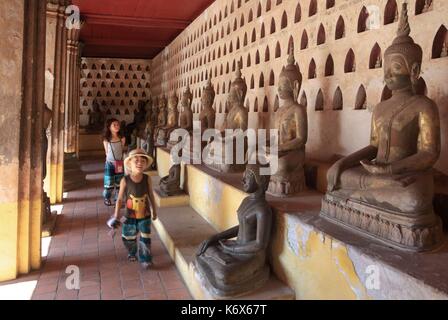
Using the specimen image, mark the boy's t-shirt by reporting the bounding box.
[124,174,151,219]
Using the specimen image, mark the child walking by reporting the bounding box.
[103,118,126,206]
[109,148,158,269]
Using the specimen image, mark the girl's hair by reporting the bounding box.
[103,118,122,141]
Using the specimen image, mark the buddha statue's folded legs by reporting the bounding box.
[204,134,247,173]
[268,149,305,196]
[196,246,268,297]
[336,166,434,214]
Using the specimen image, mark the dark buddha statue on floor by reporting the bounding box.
[320,3,444,251]
[195,164,272,297]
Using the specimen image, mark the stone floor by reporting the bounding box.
[0,159,192,300]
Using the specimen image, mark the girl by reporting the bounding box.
[103,118,126,206]
[109,149,158,269]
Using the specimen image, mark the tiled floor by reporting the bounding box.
[1,159,191,300]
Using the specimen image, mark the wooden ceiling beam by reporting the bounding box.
[86,38,168,48]
[83,13,191,30]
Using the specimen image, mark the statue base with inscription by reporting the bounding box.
[320,192,445,252]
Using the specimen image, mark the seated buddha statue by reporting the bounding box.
[203,65,248,173]
[320,3,444,251]
[156,94,179,146]
[195,164,272,297]
[267,50,308,197]
[159,162,182,196]
[86,100,105,133]
[167,85,193,149]
[153,96,168,145]
[141,107,156,166]
[199,78,216,133]
[179,85,194,133]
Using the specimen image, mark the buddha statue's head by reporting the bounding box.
[384,2,422,92]
[201,78,216,109]
[168,93,179,111]
[181,84,193,110]
[279,49,302,101]
[243,164,270,195]
[228,63,247,107]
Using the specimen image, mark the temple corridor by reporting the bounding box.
[0,159,191,300]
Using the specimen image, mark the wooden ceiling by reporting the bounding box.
[73,0,215,59]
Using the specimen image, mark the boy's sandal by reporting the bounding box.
[128,255,137,262]
[104,199,112,206]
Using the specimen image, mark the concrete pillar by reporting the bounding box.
[46,0,70,204]
[0,0,46,281]
[64,21,83,155]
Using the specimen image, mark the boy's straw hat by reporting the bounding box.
[124,148,153,171]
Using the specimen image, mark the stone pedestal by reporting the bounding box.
[320,192,445,252]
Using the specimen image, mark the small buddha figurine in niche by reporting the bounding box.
[156,94,179,146]
[320,3,443,251]
[267,49,307,197]
[203,64,248,173]
[199,78,216,133]
[195,164,272,297]
[153,95,168,144]
[159,163,182,196]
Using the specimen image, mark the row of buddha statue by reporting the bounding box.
[191,3,444,298]
[135,5,442,300]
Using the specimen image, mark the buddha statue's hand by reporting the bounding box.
[360,160,392,175]
[219,239,237,252]
[327,160,345,192]
[196,237,218,256]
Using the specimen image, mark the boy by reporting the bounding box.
[108,148,158,269]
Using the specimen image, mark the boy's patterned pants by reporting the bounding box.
[121,217,152,263]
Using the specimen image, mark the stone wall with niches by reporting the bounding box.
[80,58,151,127]
[150,0,448,174]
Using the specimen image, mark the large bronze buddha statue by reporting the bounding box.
[195,164,272,297]
[267,50,308,197]
[203,65,248,173]
[156,93,179,146]
[153,95,168,145]
[320,3,444,251]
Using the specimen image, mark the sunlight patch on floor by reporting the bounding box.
[41,236,52,258]
[51,204,64,215]
[0,280,37,300]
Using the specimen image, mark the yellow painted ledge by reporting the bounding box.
[153,189,190,208]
